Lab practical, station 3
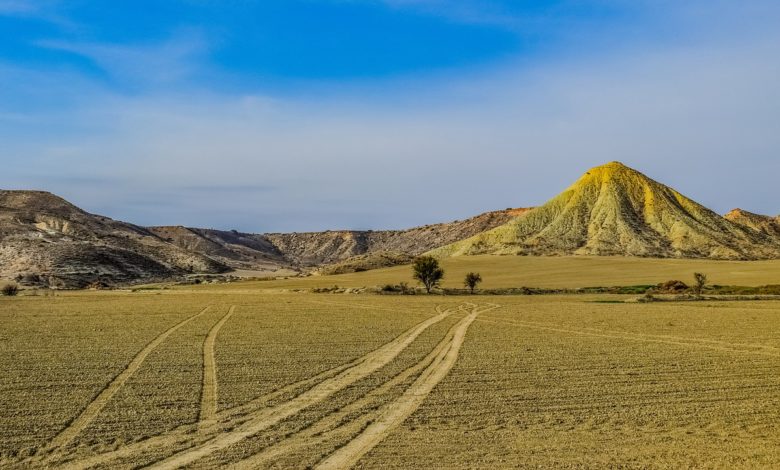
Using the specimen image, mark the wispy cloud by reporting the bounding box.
[6,29,780,231]
[3,1,780,231]
[36,31,208,87]
[0,0,39,15]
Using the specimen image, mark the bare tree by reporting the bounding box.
[412,256,444,294]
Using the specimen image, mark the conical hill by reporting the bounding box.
[430,162,780,260]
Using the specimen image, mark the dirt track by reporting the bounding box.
[42,306,213,454]
[200,305,237,424]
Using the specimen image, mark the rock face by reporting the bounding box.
[430,162,780,260]
[0,191,228,287]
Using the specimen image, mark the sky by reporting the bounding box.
[1,0,779,232]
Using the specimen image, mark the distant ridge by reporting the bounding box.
[725,209,780,241]
[151,207,531,269]
[0,190,228,287]
[0,189,527,286]
[430,162,780,260]
[2,162,779,286]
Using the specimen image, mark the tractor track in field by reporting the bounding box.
[146,304,458,470]
[40,306,214,457]
[307,299,401,312]
[228,303,499,470]
[478,317,780,357]
[314,303,498,470]
[200,305,237,426]
[55,304,456,470]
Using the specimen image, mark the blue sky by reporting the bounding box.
[2,1,779,231]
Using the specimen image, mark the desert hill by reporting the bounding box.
[430,162,780,260]
[147,226,288,271]
[3,162,778,287]
[0,189,528,286]
[264,207,532,267]
[0,190,228,287]
[151,207,531,271]
[725,209,780,241]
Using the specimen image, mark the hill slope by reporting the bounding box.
[0,191,228,287]
[153,208,531,270]
[725,209,780,241]
[264,208,532,267]
[147,226,288,271]
[430,162,780,260]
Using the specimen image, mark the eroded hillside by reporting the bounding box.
[430,162,780,260]
[0,191,228,287]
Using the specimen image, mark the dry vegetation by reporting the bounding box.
[205,255,780,291]
[1,270,780,468]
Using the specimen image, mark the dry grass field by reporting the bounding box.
[215,255,780,291]
[1,258,780,468]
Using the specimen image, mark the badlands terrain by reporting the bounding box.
[1,162,778,288]
[1,162,780,468]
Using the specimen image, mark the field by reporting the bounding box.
[225,255,780,291]
[2,257,780,468]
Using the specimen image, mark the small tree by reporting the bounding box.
[464,272,482,294]
[1,284,19,296]
[693,272,708,296]
[412,256,444,294]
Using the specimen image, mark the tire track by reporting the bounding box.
[55,306,456,470]
[484,316,780,353]
[230,304,498,469]
[43,306,213,454]
[477,317,780,358]
[200,305,237,425]
[63,305,455,470]
[315,303,497,470]
[307,299,400,312]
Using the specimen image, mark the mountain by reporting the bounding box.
[147,226,288,271]
[264,208,532,267]
[3,162,778,287]
[151,208,531,270]
[0,191,228,287]
[430,162,780,260]
[0,189,529,286]
[725,209,780,241]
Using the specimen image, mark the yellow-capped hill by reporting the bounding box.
[429,162,780,260]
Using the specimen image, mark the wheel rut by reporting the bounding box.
[55,307,453,470]
[229,304,498,469]
[136,304,458,470]
[478,317,780,357]
[314,303,499,470]
[42,306,213,454]
[200,305,237,425]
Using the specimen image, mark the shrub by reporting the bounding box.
[658,280,688,293]
[2,284,19,296]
